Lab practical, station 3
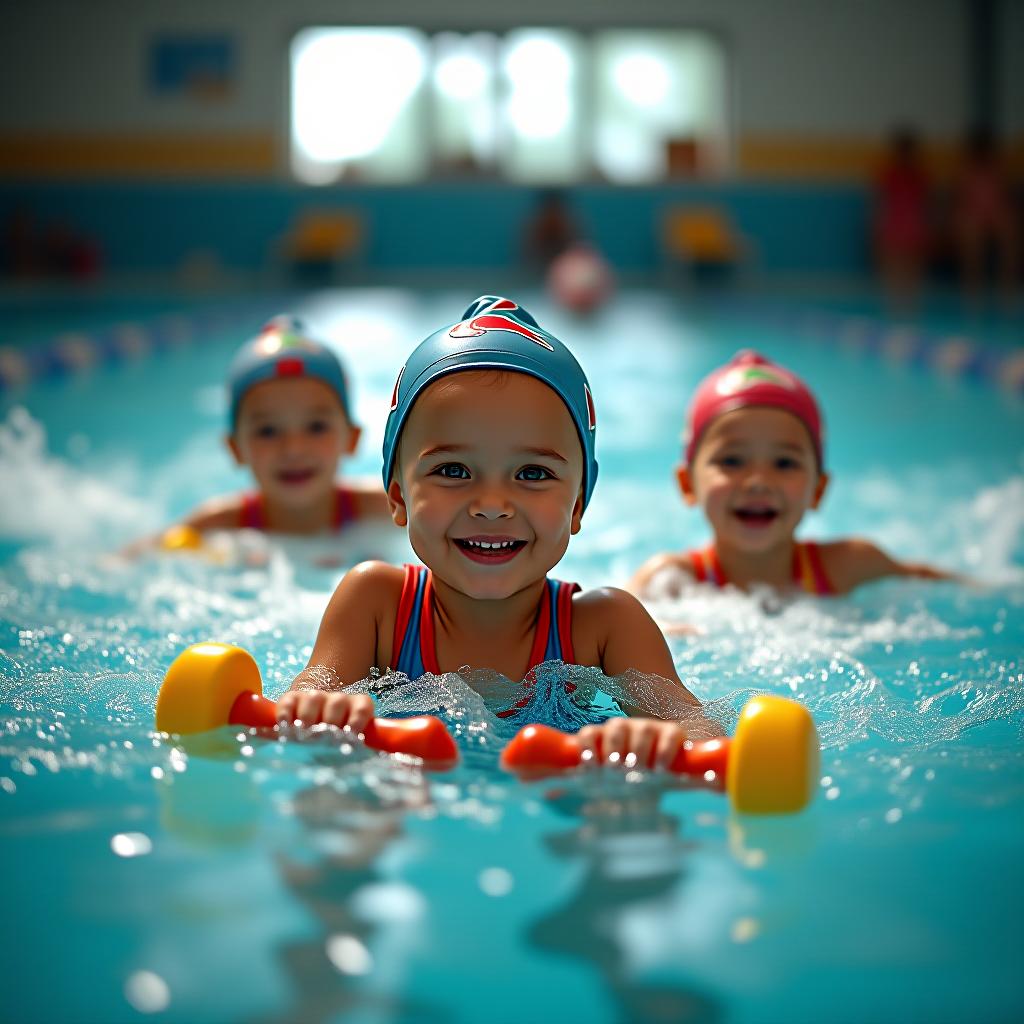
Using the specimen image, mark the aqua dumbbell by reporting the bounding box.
[156,642,459,768]
[499,695,819,814]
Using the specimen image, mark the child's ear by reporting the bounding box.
[811,471,830,509]
[226,434,244,467]
[569,489,584,535]
[343,424,362,456]
[676,464,699,506]
[387,478,408,527]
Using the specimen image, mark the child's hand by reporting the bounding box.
[574,717,688,771]
[275,689,375,731]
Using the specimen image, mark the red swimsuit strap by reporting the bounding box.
[239,492,264,529]
[333,485,356,530]
[555,580,578,665]
[392,564,420,669]
[688,545,726,586]
[525,584,553,671]
[419,570,441,674]
[796,541,835,595]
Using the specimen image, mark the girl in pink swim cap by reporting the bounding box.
[631,350,954,597]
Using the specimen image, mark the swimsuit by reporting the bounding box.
[239,483,356,532]
[390,564,579,717]
[686,541,834,595]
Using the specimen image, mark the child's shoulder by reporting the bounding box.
[571,584,660,635]
[814,537,901,593]
[338,559,408,597]
[183,495,246,532]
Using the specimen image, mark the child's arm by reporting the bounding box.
[628,552,693,599]
[823,539,961,593]
[117,498,243,558]
[573,588,722,766]
[276,561,403,729]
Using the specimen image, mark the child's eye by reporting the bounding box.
[776,457,802,470]
[255,425,278,439]
[517,465,554,482]
[434,463,470,480]
[307,420,329,434]
[716,455,743,468]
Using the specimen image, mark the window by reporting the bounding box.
[290,27,728,184]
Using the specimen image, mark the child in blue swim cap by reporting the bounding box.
[166,315,389,539]
[278,297,716,763]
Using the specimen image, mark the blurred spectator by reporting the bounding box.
[872,127,932,309]
[951,126,1020,302]
[522,189,578,276]
[2,207,100,281]
[3,206,41,277]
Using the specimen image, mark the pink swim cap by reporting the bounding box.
[684,350,824,467]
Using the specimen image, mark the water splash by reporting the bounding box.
[0,407,156,544]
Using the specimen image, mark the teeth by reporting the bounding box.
[464,539,517,550]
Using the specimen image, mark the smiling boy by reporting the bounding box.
[278,297,714,767]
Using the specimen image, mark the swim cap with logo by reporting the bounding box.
[382,296,599,509]
[227,315,352,428]
[684,350,824,468]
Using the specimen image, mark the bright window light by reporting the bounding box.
[594,31,728,182]
[431,32,498,170]
[288,26,729,183]
[613,53,671,109]
[291,28,427,182]
[500,30,583,182]
[435,53,488,101]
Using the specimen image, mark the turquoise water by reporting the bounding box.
[1,289,1022,1023]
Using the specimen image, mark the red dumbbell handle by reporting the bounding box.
[499,723,731,785]
[227,691,458,766]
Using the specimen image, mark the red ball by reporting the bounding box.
[547,244,614,314]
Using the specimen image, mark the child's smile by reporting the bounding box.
[454,534,528,563]
[731,502,781,528]
[390,370,585,600]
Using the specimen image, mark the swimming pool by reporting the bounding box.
[1,287,1022,1023]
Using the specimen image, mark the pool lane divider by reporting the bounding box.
[159,642,821,814]
[0,300,286,393]
[725,303,1024,396]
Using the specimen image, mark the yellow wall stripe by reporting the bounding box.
[0,133,1020,180]
[0,134,277,176]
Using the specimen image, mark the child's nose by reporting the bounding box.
[469,485,513,519]
[742,466,771,489]
[281,431,306,455]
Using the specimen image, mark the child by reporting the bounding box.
[630,350,954,597]
[170,315,389,538]
[277,296,715,765]
[872,127,932,310]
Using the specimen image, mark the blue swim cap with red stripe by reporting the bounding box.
[383,296,599,509]
[227,315,352,428]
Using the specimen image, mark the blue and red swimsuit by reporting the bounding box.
[390,564,579,717]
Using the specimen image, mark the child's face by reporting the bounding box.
[229,378,358,508]
[679,407,827,553]
[389,371,585,600]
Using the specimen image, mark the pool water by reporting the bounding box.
[1,288,1022,1023]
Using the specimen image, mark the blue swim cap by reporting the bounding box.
[382,296,599,509]
[227,315,352,428]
